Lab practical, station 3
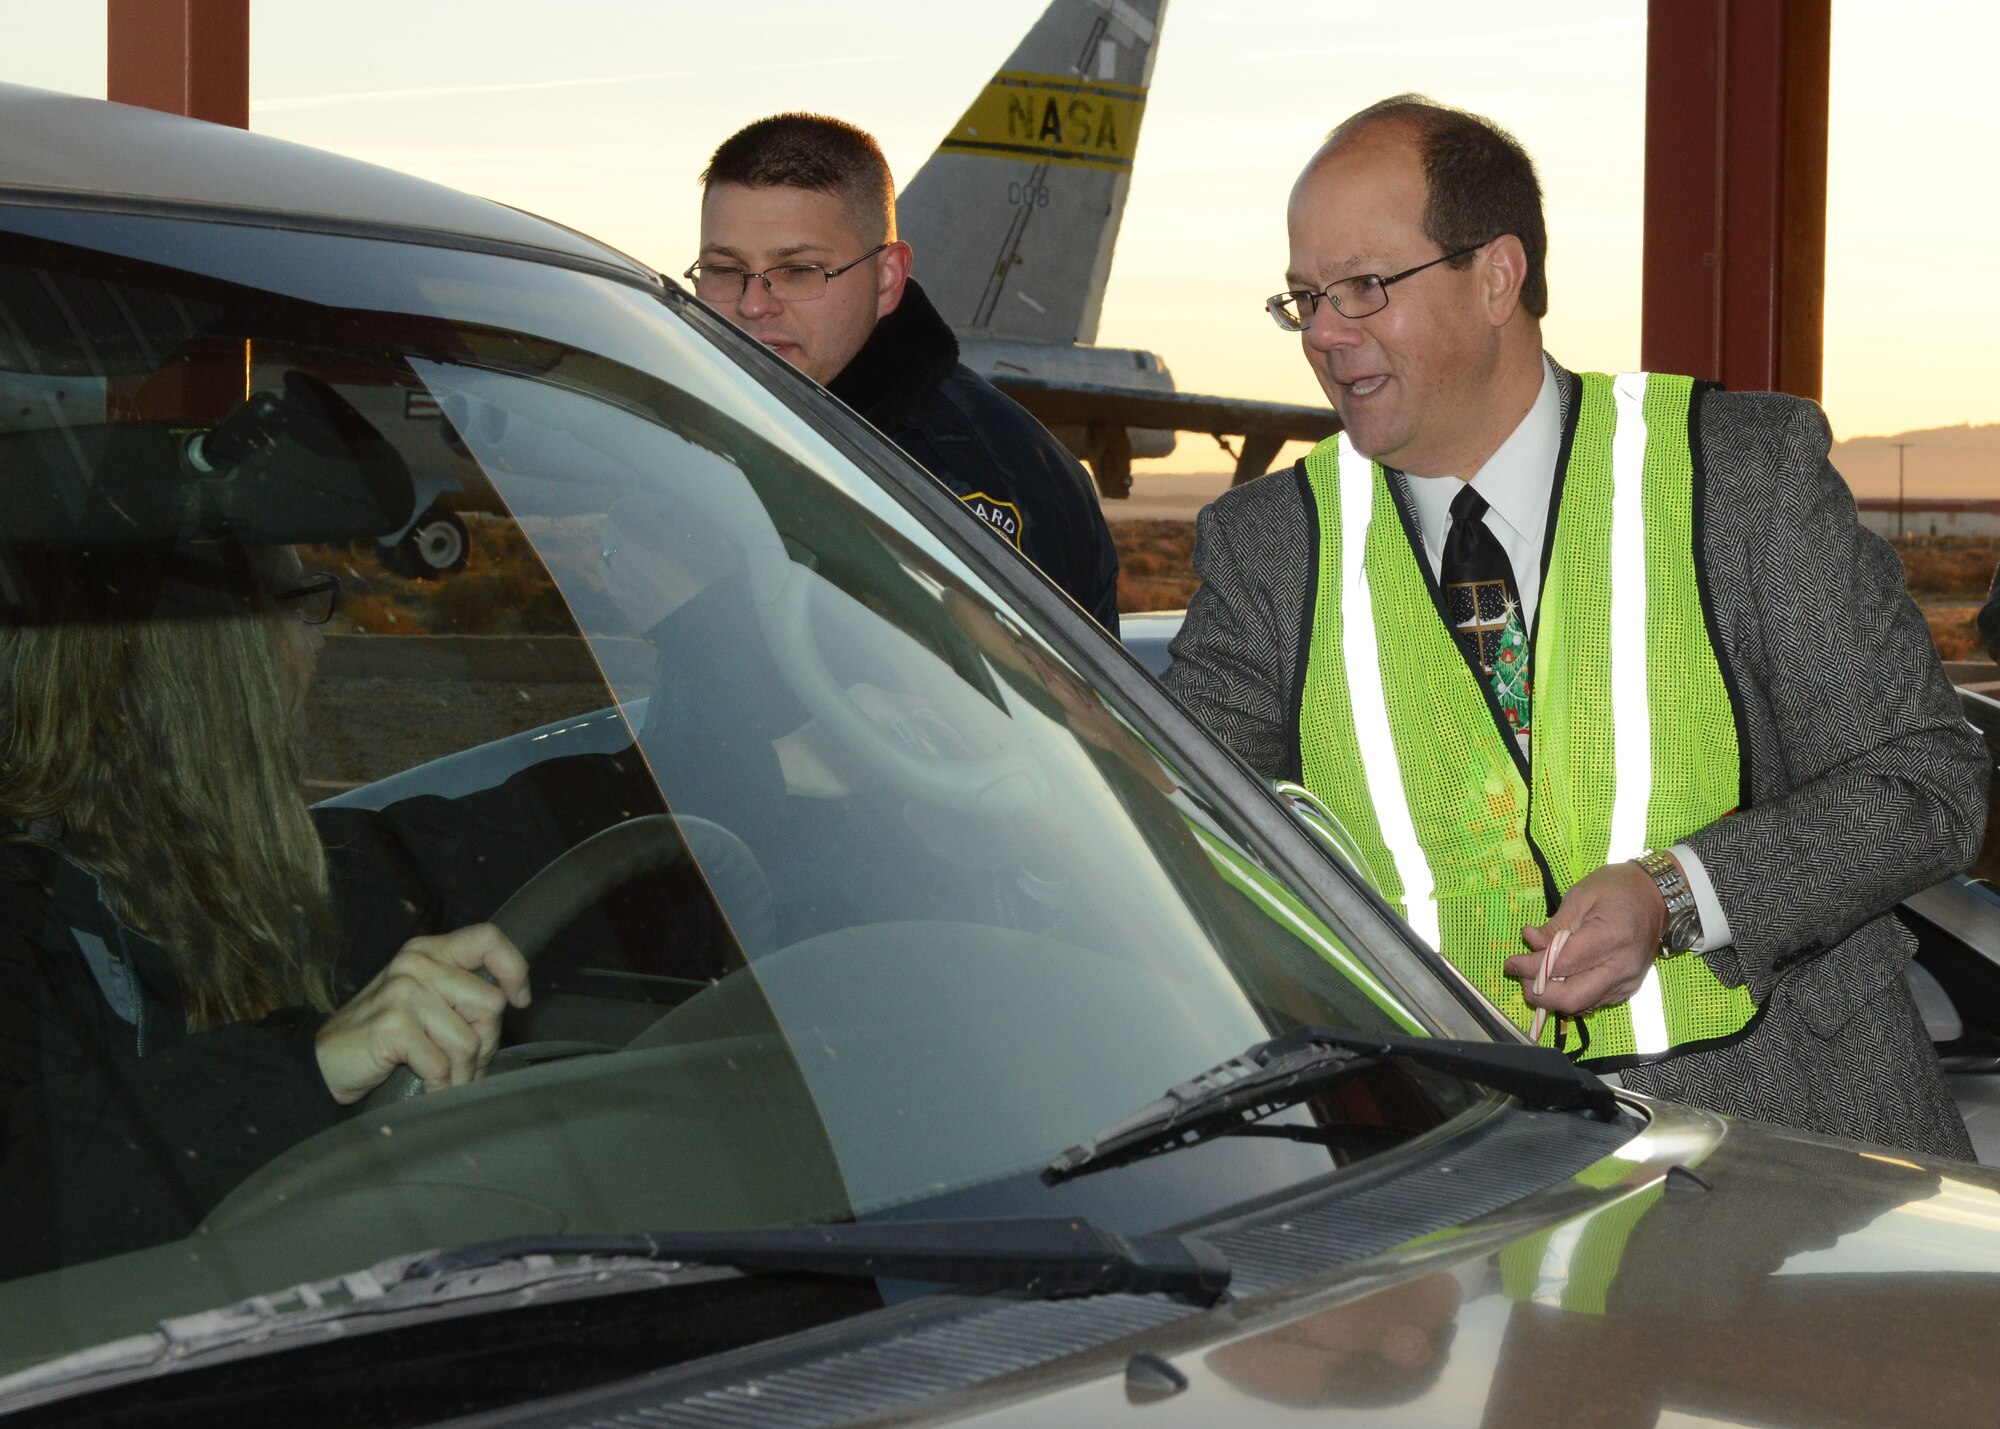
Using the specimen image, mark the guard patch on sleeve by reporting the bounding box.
[959,492,1025,550]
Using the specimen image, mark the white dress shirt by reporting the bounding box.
[1394,358,1733,952]
[1402,357,1561,631]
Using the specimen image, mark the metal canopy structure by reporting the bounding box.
[104,0,1838,409]
[1641,0,1832,401]
[107,0,248,131]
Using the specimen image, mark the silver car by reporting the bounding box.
[3,81,2000,1429]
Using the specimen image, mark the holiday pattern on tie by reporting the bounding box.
[1445,576,1532,736]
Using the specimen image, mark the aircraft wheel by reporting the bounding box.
[395,509,471,580]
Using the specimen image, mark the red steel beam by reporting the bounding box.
[104,0,252,422]
[1641,0,1831,401]
[106,0,250,129]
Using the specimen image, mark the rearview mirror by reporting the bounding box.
[0,370,417,549]
[183,371,417,545]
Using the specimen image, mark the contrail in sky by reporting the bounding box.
[1260,17,1644,60]
[251,54,903,113]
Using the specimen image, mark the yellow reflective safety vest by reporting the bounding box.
[1296,371,1758,1068]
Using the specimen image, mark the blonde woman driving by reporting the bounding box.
[0,543,528,1274]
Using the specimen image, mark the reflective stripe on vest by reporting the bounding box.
[1499,1179,1667,1315]
[1608,374,1667,1048]
[1297,371,1758,1067]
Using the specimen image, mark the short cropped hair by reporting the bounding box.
[1329,95,1548,319]
[700,113,896,245]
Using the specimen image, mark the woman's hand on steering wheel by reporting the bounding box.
[314,924,532,1106]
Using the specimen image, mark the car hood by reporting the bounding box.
[941,1100,2000,1427]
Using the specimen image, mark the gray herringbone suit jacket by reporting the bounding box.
[1163,360,1987,1160]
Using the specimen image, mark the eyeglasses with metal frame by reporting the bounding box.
[273,571,339,626]
[1265,240,1494,332]
[682,244,890,304]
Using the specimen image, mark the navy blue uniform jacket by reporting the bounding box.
[827,279,1120,632]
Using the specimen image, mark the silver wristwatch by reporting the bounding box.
[1635,849,1701,953]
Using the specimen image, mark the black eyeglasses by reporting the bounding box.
[683,244,888,304]
[272,571,339,626]
[1266,241,1494,332]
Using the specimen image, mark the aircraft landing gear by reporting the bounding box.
[1230,432,1285,487]
[1085,422,1133,501]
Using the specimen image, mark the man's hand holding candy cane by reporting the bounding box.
[1504,859,1675,1034]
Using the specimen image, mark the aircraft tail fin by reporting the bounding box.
[895,0,1166,346]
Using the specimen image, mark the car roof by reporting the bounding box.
[0,81,656,283]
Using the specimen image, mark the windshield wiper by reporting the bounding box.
[0,1218,1228,1415]
[411,1217,1230,1300]
[1044,1025,1620,1184]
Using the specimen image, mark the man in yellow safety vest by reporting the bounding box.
[1164,94,1984,1159]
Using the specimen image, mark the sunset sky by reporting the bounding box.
[1,0,1992,485]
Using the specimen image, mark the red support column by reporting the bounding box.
[1640,0,1831,401]
[105,1,252,423]
[106,0,250,129]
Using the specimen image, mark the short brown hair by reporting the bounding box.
[1329,95,1548,319]
[700,113,896,245]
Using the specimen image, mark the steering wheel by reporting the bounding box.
[633,447,1050,824]
[358,814,750,1111]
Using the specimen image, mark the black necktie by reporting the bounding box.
[1440,485,1532,737]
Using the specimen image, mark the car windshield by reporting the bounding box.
[0,214,1488,1377]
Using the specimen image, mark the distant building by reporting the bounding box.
[1855,499,2000,539]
